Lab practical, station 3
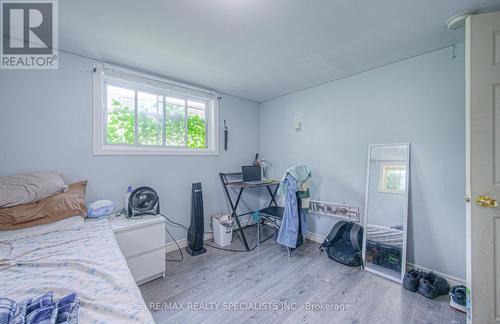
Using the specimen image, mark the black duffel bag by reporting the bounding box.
[319,221,363,267]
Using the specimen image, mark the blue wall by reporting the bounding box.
[0,52,262,241]
[367,160,406,227]
[259,44,465,279]
[0,45,466,280]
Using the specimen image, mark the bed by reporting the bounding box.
[0,216,155,323]
[365,224,404,272]
[366,223,404,248]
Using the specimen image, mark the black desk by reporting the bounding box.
[219,173,280,250]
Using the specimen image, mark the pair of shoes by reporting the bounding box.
[418,272,450,299]
[449,285,466,312]
[403,269,426,292]
[403,270,450,299]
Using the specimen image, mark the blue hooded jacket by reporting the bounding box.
[277,165,311,248]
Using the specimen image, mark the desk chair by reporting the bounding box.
[257,193,304,257]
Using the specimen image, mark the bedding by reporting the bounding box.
[366,224,403,248]
[0,216,84,241]
[0,181,87,230]
[0,217,154,323]
[0,291,80,324]
[0,173,68,208]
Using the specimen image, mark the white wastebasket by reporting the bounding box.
[212,213,234,247]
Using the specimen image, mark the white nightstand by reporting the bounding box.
[110,215,166,285]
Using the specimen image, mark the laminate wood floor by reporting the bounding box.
[140,226,465,324]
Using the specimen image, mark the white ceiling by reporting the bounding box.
[59,0,500,102]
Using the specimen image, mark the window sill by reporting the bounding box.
[93,145,219,156]
[377,189,405,195]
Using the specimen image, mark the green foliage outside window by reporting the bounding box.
[138,111,162,145]
[187,114,206,148]
[385,171,403,190]
[106,99,135,144]
[107,99,206,148]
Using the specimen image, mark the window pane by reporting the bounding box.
[165,96,186,146]
[385,170,401,190]
[106,85,135,144]
[187,100,205,110]
[138,92,163,145]
[382,166,406,192]
[187,101,206,148]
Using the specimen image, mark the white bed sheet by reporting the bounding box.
[0,217,154,323]
[366,224,403,248]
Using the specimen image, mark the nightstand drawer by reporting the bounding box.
[115,222,164,258]
[126,248,165,284]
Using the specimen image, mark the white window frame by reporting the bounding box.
[92,63,219,156]
[378,162,406,194]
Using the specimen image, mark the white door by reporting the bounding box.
[466,11,500,324]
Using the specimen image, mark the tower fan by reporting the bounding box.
[186,182,207,256]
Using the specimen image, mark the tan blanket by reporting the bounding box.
[0,181,86,230]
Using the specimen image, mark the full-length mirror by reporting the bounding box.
[362,143,409,283]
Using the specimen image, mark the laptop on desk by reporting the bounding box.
[242,165,270,185]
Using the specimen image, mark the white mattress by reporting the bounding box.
[0,217,154,323]
[366,224,403,248]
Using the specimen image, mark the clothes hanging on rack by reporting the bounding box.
[277,165,311,248]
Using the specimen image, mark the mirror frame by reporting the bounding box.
[362,143,410,283]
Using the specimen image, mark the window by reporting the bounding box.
[93,63,218,155]
[378,162,406,194]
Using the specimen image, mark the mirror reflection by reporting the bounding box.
[363,144,409,282]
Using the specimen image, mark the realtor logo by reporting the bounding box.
[1,0,58,69]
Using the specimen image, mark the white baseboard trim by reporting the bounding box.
[165,233,213,253]
[166,217,258,253]
[304,231,465,287]
[305,231,326,244]
[406,263,465,287]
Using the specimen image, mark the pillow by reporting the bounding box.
[0,181,87,230]
[0,172,69,208]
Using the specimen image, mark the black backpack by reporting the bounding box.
[319,221,363,267]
